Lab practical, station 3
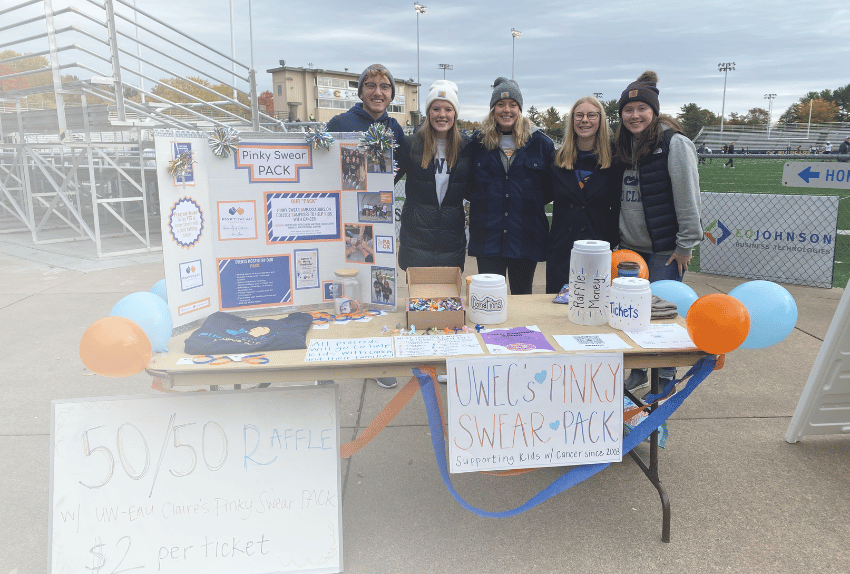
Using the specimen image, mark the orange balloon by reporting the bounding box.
[611,249,649,282]
[686,294,750,354]
[79,316,152,378]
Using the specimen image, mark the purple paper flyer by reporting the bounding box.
[479,325,556,354]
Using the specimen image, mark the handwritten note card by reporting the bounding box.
[446,354,624,473]
[394,334,484,358]
[304,337,394,362]
[623,323,697,349]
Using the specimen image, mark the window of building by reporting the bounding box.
[277,84,282,96]
[317,77,349,89]
[348,80,359,89]
[317,99,354,110]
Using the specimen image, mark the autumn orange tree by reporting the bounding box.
[257,90,273,115]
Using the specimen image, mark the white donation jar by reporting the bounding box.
[608,277,652,332]
[468,274,508,325]
[568,240,612,325]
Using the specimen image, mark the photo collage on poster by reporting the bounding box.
[155,131,398,328]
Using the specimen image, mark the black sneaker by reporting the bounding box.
[624,369,649,391]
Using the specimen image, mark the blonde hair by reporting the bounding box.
[555,96,612,169]
[479,108,532,150]
[418,101,462,169]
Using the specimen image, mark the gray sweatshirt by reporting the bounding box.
[619,125,702,257]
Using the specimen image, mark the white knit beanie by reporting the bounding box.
[425,80,459,114]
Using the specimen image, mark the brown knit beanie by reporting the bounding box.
[618,71,660,116]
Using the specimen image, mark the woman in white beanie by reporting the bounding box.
[467,77,554,294]
[397,80,474,270]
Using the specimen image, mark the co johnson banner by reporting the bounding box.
[700,192,839,288]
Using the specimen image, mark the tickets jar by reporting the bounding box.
[468,274,508,325]
[332,268,361,315]
[608,277,651,332]
[568,240,612,325]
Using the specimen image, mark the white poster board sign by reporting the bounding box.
[700,192,838,287]
[446,354,623,473]
[154,131,397,328]
[49,386,342,574]
[786,278,850,442]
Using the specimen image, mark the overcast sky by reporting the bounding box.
[9,0,850,122]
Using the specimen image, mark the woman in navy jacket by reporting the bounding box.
[546,96,619,293]
[467,78,554,294]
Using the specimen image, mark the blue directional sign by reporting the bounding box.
[783,162,850,189]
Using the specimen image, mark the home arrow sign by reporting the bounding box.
[783,162,850,189]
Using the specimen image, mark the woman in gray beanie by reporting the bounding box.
[613,70,702,392]
[467,77,554,294]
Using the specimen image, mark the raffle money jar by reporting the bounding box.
[468,274,508,325]
[608,277,651,332]
[333,268,361,315]
[568,240,612,325]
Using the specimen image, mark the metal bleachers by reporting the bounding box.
[696,123,850,154]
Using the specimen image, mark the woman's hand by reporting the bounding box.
[666,252,692,277]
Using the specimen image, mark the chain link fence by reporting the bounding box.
[695,155,850,288]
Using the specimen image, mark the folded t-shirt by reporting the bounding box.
[184,311,313,354]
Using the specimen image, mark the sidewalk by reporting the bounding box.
[1,235,848,573]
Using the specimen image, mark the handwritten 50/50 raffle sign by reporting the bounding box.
[49,387,342,574]
[446,354,623,473]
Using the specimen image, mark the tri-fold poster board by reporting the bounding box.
[153,130,398,329]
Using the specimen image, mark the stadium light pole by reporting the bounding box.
[764,93,776,138]
[511,28,521,79]
[718,62,735,140]
[414,3,427,118]
[438,63,453,79]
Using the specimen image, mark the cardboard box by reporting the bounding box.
[406,267,466,329]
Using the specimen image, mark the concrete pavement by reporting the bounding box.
[1,232,848,574]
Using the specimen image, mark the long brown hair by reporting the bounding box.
[479,108,532,151]
[614,114,682,165]
[555,96,612,169]
[418,102,462,169]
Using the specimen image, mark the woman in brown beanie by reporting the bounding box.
[613,71,702,391]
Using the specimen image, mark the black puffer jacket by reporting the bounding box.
[397,132,473,270]
[546,153,620,293]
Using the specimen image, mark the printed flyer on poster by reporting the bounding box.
[446,354,624,473]
[218,255,292,310]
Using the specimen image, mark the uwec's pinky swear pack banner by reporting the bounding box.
[446,354,624,473]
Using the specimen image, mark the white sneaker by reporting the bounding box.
[373,377,398,389]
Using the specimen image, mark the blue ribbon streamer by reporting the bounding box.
[413,355,716,518]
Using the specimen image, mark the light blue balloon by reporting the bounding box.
[729,281,797,349]
[150,279,167,303]
[110,292,173,352]
[650,280,699,318]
